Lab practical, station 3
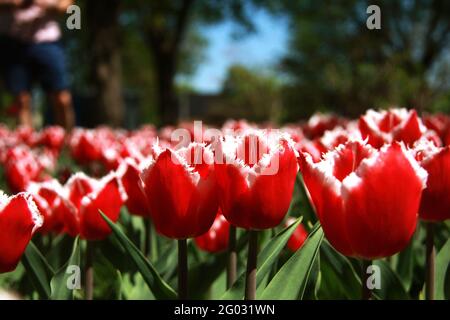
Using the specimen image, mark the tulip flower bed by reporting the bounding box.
[0,108,449,300]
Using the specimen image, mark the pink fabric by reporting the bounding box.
[0,5,61,43]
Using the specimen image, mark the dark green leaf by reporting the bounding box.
[318,241,361,299]
[46,235,75,270]
[121,272,154,299]
[50,237,80,300]
[100,211,177,299]
[393,239,415,291]
[21,242,54,299]
[93,252,122,299]
[444,267,450,300]
[372,260,409,300]
[435,238,450,300]
[221,217,303,300]
[154,241,177,278]
[260,225,324,300]
[188,251,228,299]
[296,173,317,223]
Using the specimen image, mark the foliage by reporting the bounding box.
[280,0,450,120]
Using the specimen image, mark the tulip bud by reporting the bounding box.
[195,210,230,253]
[285,218,308,252]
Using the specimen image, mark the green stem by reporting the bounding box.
[150,221,159,261]
[227,226,237,289]
[362,259,372,300]
[245,230,258,300]
[85,241,94,300]
[425,222,435,300]
[178,239,188,299]
[144,219,151,258]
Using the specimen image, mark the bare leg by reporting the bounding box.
[49,90,75,130]
[16,91,33,128]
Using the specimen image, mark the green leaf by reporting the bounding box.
[50,237,80,300]
[100,211,177,299]
[121,272,155,299]
[210,269,228,299]
[318,241,362,299]
[393,239,415,292]
[188,251,228,299]
[154,241,178,280]
[46,234,75,270]
[435,238,450,300]
[444,268,450,300]
[260,225,324,300]
[372,260,409,300]
[21,241,55,299]
[221,217,303,300]
[302,249,321,300]
[93,252,123,299]
[296,173,317,223]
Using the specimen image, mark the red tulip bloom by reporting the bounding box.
[303,113,345,139]
[423,113,450,146]
[4,146,42,192]
[222,119,254,133]
[294,139,323,163]
[140,143,218,239]
[117,158,152,217]
[215,130,299,230]
[285,218,308,252]
[65,172,127,240]
[36,126,65,150]
[0,192,43,273]
[27,180,77,234]
[16,126,36,146]
[195,210,230,253]
[414,140,450,221]
[359,108,425,148]
[300,140,427,259]
[27,193,51,234]
[319,122,362,152]
[69,129,103,164]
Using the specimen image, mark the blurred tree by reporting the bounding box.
[120,26,158,125]
[65,0,283,126]
[122,0,279,125]
[208,65,282,123]
[279,0,450,120]
[119,20,208,125]
[85,0,124,126]
[66,0,206,127]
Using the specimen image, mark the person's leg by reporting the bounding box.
[15,91,33,127]
[29,41,75,130]
[0,36,34,127]
[49,89,75,130]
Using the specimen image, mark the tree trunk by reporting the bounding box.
[154,53,179,125]
[144,0,194,126]
[86,0,124,126]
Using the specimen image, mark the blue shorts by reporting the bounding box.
[0,36,70,94]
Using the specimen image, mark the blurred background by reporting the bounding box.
[1,0,450,128]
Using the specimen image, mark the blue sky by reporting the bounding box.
[189,10,289,94]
